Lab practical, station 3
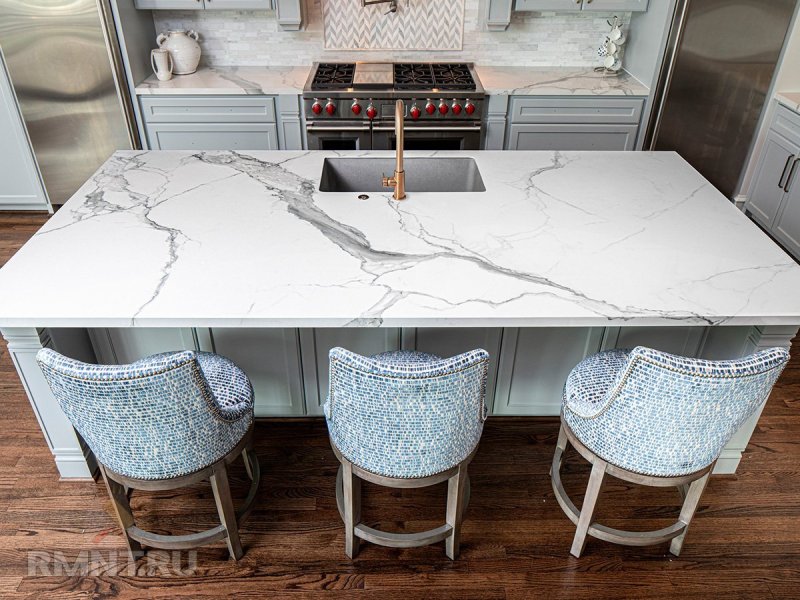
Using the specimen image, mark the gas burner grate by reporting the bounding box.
[431,63,475,90]
[393,63,435,90]
[311,63,355,90]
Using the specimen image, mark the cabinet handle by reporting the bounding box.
[785,157,800,193]
[778,154,795,189]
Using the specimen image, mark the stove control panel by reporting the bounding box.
[304,97,483,121]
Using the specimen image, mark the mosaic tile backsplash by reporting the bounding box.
[152,0,629,67]
[323,0,464,51]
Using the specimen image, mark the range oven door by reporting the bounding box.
[372,123,482,151]
[306,121,371,150]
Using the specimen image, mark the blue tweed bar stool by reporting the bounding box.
[552,345,789,558]
[325,347,490,559]
[36,348,260,561]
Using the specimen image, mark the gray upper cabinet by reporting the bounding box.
[0,51,50,211]
[514,0,648,11]
[746,103,800,261]
[134,0,303,29]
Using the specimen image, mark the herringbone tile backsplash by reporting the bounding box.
[323,0,464,51]
[152,0,629,67]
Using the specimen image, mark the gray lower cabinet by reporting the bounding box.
[746,103,800,260]
[0,52,50,211]
[145,122,279,150]
[508,123,638,151]
[504,97,644,151]
[139,95,302,150]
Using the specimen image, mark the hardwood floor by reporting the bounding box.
[1,212,799,598]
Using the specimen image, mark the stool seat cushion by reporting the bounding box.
[325,348,489,479]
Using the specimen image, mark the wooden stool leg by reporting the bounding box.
[242,447,254,481]
[100,466,143,560]
[342,460,361,559]
[670,472,710,556]
[550,424,569,477]
[570,459,607,558]
[210,463,244,560]
[445,461,469,560]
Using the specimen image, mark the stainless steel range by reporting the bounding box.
[303,62,485,151]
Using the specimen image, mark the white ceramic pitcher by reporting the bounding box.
[156,30,201,75]
[150,48,173,81]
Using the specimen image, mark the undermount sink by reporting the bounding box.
[318,157,486,193]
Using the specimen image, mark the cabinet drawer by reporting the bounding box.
[139,96,276,123]
[509,97,644,124]
[145,122,279,150]
[508,123,638,151]
[773,103,800,146]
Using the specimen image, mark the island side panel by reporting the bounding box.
[709,325,798,474]
[1,328,97,479]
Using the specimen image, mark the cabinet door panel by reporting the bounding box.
[494,327,604,415]
[747,131,797,229]
[140,96,276,123]
[515,0,582,10]
[773,160,800,259]
[89,328,197,364]
[409,328,503,412]
[508,123,637,151]
[211,328,304,416]
[582,0,648,11]
[602,326,706,357]
[0,51,49,210]
[300,329,401,416]
[509,97,643,124]
[204,0,270,7]
[145,123,279,150]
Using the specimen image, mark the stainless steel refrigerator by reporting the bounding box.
[0,0,139,205]
[645,0,798,198]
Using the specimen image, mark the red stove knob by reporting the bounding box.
[410,105,421,120]
[366,104,378,120]
[465,100,476,115]
[325,100,336,115]
[311,100,323,115]
[438,101,449,115]
[351,101,362,115]
[452,100,463,115]
[425,101,436,115]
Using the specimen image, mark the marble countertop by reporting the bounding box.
[776,92,800,113]
[135,65,649,97]
[0,150,798,328]
[475,66,649,96]
[135,66,311,95]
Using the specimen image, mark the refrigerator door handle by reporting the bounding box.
[778,154,795,189]
[784,157,800,193]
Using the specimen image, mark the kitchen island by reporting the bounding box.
[1,150,798,479]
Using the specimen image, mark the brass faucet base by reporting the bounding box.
[381,99,406,201]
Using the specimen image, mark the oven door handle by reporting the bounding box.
[306,125,372,131]
[372,125,482,132]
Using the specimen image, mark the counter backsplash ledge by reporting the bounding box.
[152,0,630,67]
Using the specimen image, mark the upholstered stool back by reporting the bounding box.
[563,346,789,477]
[37,349,253,481]
[325,348,489,478]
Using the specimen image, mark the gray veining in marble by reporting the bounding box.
[135,66,311,95]
[476,66,649,96]
[0,150,798,328]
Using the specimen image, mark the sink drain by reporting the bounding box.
[357,194,369,200]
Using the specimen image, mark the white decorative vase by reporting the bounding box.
[156,30,201,75]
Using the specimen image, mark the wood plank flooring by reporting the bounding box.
[1,212,799,598]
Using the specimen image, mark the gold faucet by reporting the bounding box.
[382,99,406,201]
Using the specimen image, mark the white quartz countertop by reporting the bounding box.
[135,65,649,97]
[0,150,798,328]
[135,66,311,95]
[475,66,649,96]
[776,92,800,113]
